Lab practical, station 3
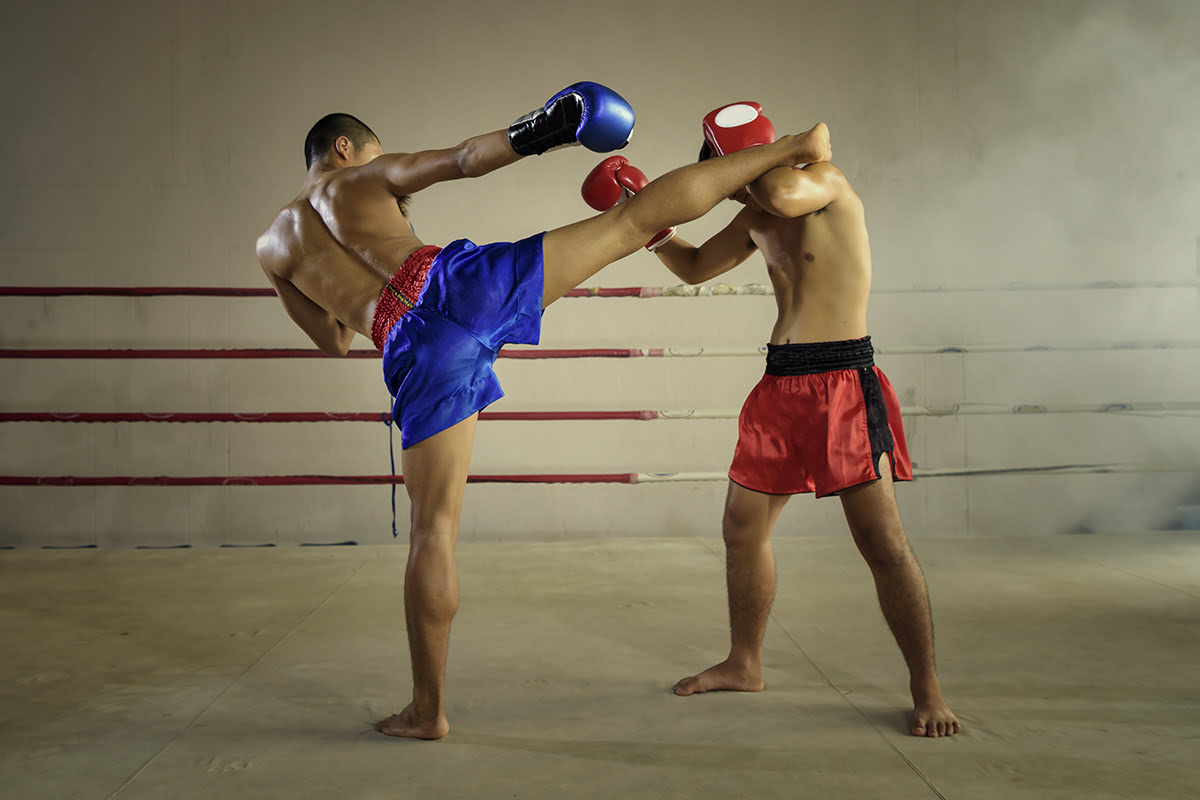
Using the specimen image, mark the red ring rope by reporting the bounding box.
[0,411,652,423]
[0,348,639,360]
[0,286,642,299]
[3,280,1196,297]
[0,474,637,486]
[3,341,1196,359]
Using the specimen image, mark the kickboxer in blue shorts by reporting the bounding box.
[256,82,832,739]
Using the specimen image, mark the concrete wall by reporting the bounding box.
[1,0,1198,546]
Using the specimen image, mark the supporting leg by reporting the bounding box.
[375,413,478,740]
[674,481,789,696]
[839,456,962,737]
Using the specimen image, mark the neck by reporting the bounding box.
[301,162,338,191]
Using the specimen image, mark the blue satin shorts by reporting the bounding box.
[380,234,545,449]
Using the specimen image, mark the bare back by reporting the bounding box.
[258,167,424,339]
[745,177,871,345]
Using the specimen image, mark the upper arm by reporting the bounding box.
[256,228,352,357]
[747,162,854,219]
[261,268,353,357]
[363,149,467,197]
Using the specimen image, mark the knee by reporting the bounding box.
[722,505,769,549]
[854,525,912,570]
[409,516,459,550]
[603,201,650,247]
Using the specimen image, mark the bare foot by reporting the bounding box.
[673,658,765,696]
[374,704,449,740]
[794,122,831,164]
[911,696,962,738]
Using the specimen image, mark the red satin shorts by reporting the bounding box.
[728,337,913,497]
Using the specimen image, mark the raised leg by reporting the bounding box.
[540,123,831,305]
[674,481,790,696]
[375,413,478,740]
[839,455,962,737]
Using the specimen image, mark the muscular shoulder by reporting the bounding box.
[802,162,857,199]
[256,204,303,274]
[797,162,862,219]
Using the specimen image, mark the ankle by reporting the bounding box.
[726,651,762,673]
[910,675,943,703]
[409,696,444,721]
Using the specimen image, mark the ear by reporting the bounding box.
[334,135,354,161]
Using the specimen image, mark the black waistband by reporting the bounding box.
[765,337,874,376]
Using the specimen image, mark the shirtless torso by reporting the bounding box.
[652,160,871,344]
[743,174,871,344]
[256,137,427,354]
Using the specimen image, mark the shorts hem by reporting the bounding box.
[817,452,914,497]
[399,387,504,450]
[727,474,812,497]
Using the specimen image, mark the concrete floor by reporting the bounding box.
[1,534,1197,800]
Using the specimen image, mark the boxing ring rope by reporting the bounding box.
[2,278,1196,298]
[2,463,1198,488]
[3,339,1199,361]
[2,401,1199,425]
[1,403,1194,487]
[3,281,1196,499]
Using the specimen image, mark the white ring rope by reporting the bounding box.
[615,279,1200,298]
[597,340,1200,358]
[632,463,1200,483]
[626,402,1200,420]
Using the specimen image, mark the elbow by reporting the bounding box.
[661,259,705,286]
[320,330,355,358]
[455,140,483,178]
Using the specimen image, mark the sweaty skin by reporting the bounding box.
[256,132,522,357]
[257,119,835,740]
[654,160,963,738]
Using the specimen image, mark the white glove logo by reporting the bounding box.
[713,103,760,128]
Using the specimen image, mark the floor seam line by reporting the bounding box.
[102,551,377,800]
[770,615,950,800]
[694,539,949,798]
[1091,561,1200,602]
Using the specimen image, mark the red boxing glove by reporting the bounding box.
[581,156,676,251]
[701,101,777,157]
[581,155,639,210]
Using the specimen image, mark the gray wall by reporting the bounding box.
[1,0,1198,546]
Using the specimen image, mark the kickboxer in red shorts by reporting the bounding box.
[592,102,961,738]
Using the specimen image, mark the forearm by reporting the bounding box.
[653,237,705,285]
[456,129,523,178]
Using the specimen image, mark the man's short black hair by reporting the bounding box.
[304,113,379,169]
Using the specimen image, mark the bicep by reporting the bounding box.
[263,270,348,354]
[749,163,849,219]
[371,150,466,196]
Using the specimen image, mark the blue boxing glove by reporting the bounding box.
[508,82,634,156]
